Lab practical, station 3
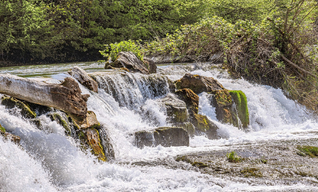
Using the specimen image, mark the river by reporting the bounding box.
[0,62,317,191]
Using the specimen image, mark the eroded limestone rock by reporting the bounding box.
[229,90,249,128]
[191,113,218,139]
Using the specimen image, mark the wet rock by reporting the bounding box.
[212,90,235,125]
[0,124,20,144]
[48,112,72,135]
[69,111,100,130]
[113,52,149,74]
[1,96,36,118]
[79,128,107,161]
[175,73,224,94]
[176,88,199,115]
[99,126,115,160]
[229,90,249,128]
[68,66,98,93]
[135,127,189,148]
[143,58,157,73]
[158,94,189,123]
[191,113,218,139]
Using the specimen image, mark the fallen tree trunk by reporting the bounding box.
[0,74,88,117]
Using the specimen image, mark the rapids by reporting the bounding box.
[0,62,317,191]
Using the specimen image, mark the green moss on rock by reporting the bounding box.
[229,90,249,128]
[0,124,6,133]
[191,113,218,139]
[1,96,36,119]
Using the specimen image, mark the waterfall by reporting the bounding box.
[1,63,318,191]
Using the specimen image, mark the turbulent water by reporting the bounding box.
[0,62,318,191]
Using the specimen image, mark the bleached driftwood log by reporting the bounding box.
[0,74,88,117]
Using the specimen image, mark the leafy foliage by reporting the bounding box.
[227,151,242,163]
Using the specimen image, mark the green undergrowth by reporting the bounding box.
[297,146,318,157]
[229,90,249,128]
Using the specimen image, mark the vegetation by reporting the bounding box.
[226,151,242,163]
[0,0,203,65]
[104,0,318,111]
[297,145,318,157]
[1,0,318,112]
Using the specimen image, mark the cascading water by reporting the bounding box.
[0,62,318,191]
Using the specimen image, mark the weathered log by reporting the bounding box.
[0,74,88,116]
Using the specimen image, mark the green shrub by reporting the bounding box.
[227,151,242,163]
[100,40,144,61]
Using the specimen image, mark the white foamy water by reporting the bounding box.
[0,63,318,191]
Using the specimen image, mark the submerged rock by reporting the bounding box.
[175,73,224,94]
[0,124,20,144]
[1,96,36,118]
[112,52,149,74]
[135,127,189,148]
[68,66,99,93]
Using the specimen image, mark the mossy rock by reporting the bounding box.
[1,96,36,119]
[48,112,71,135]
[229,90,249,128]
[0,124,6,133]
[191,114,218,139]
[158,94,189,123]
[211,90,236,126]
[175,122,195,137]
[79,128,107,161]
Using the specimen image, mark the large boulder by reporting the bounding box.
[112,52,149,74]
[68,66,98,93]
[175,73,224,94]
[135,127,189,148]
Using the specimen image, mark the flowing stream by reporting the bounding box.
[0,62,318,191]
